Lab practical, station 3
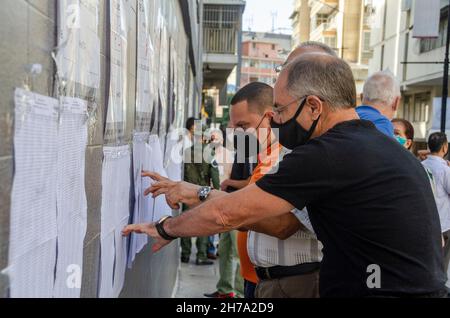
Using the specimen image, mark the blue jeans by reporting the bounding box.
[207,236,216,255]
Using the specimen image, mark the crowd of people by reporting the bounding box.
[122,41,450,298]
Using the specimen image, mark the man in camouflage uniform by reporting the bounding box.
[182,141,220,265]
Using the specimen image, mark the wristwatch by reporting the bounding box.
[198,186,212,202]
[155,216,177,241]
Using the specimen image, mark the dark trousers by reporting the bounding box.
[244,280,257,299]
[255,269,320,298]
[443,230,450,274]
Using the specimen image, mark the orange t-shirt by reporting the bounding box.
[237,143,282,284]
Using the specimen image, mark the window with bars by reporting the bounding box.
[203,5,241,54]
[324,36,336,49]
[363,31,371,52]
[402,93,430,123]
[420,7,448,53]
[203,5,240,29]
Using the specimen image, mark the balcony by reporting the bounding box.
[203,2,245,89]
[203,27,237,55]
[309,0,338,17]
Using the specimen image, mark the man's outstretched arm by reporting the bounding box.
[123,183,294,252]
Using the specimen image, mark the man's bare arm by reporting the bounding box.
[220,178,251,191]
[164,183,294,238]
[241,213,302,240]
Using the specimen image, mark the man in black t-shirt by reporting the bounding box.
[123,53,447,297]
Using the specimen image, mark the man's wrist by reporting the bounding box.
[198,186,212,202]
[156,216,178,241]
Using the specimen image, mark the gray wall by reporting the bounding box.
[0,0,203,298]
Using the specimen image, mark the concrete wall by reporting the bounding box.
[0,0,203,298]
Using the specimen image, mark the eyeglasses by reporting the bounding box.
[274,63,287,74]
[272,98,300,115]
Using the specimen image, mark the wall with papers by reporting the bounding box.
[0,0,204,298]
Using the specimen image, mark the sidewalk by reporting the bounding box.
[174,259,220,298]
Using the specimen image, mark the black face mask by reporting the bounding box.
[270,97,320,150]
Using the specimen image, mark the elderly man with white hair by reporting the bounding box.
[357,70,401,137]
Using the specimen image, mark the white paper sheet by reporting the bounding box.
[53,97,88,298]
[148,135,172,222]
[7,239,58,298]
[56,0,100,88]
[128,133,156,268]
[107,0,128,124]
[99,145,131,298]
[164,129,183,182]
[136,0,154,115]
[8,88,59,298]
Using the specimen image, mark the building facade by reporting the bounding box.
[240,32,292,87]
[291,0,373,96]
[202,0,246,123]
[369,0,450,141]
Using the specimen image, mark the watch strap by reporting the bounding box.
[156,216,177,241]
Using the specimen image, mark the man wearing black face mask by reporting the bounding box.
[124,53,447,298]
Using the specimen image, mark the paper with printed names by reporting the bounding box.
[8,89,59,297]
[99,145,131,298]
[136,0,154,122]
[148,135,172,222]
[56,0,100,89]
[127,132,155,268]
[107,0,128,124]
[53,97,88,298]
[164,129,184,182]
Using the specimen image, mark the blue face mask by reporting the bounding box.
[396,135,407,146]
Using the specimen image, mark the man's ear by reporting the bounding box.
[393,96,401,112]
[264,110,275,119]
[306,96,323,120]
[406,139,413,150]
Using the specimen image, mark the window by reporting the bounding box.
[403,93,431,123]
[259,77,273,85]
[249,60,257,67]
[252,43,256,49]
[260,62,273,69]
[316,14,328,27]
[363,31,371,52]
[362,31,373,61]
[204,5,241,29]
[414,93,430,122]
[420,6,448,53]
[403,95,412,120]
[272,44,276,50]
[324,37,336,49]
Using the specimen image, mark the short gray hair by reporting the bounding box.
[286,53,356,110]
[362,70,401,106]
[296,41,338,57]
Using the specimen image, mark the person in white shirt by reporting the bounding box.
[422,132,450,274]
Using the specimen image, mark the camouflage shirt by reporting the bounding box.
[183,144,220,189]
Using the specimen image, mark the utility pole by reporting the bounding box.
[271,11,277,33]
[441,0,450,132]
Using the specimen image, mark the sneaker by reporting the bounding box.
[195,259,214,266]
[204,291,235,298]
[181,256,190,263]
